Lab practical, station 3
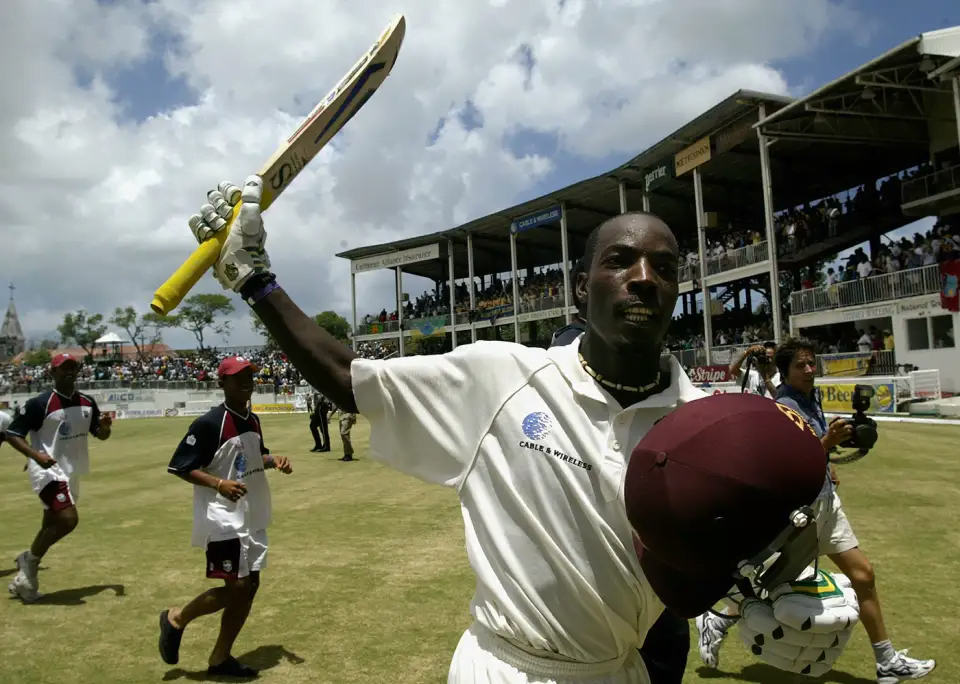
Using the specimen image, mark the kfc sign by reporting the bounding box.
[688,365,731,383]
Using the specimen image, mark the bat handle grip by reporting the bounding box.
[150,204,240,315]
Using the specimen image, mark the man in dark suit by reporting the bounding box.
[308,389,330,452]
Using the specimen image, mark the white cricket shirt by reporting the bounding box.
[351,338,708,664]
[6,390,104,477]
[167,404,273,546]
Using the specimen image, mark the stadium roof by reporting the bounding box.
[757,26,960,147]
[338,26,960,284]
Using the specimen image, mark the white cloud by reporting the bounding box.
[0,0,871,348]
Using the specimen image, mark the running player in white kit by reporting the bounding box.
[158,355,292,679]
[5,353,112,602]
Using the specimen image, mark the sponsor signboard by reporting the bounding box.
[252,403,296,413]
[351,243,441,274]
[688,365,732,383]
[820,383,896,414]
[643,161,673,192]
[116,409,165,419]
[510,205,563,234]
[674,136,712,176]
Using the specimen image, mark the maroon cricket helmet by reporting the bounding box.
[625,392,826,618]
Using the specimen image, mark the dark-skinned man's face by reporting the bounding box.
[220,368,255,406]
[577,215,680,350]
[52,361,78,392]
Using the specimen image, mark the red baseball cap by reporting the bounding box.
[625,393,825,618]
[51,353,79,368]
[217,356,259,376]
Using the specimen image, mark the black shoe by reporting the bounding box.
[339,455,354,462]
[208,655,258,678]
[310,446,321,452]
[158,610,184,665]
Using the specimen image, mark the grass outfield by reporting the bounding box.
[1,414,957,684]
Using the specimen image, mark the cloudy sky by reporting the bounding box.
[2,0,958,349]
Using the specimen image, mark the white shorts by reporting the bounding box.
[815,492,859,556]
[448,623,651,684]
[205,528,268,580]
[26,461,79,511]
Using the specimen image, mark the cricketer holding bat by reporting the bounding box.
[184,176,860,683]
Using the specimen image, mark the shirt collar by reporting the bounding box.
[549,336,705,410]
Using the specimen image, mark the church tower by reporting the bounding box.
[0,283,26,362]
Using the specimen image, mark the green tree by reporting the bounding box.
[22,348,52,367]
[110,306,172,360]
[313,311,351,341]
[170,293,235,352]
[57,309,107,359]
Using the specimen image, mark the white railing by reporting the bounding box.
[902,164,960,204]
[790,263,942,315]
[706,241,769,277]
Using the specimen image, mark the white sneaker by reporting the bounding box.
[877,649,936,683]
[696,612,731,669]
[14,551,39,591]
[8,572,43,603]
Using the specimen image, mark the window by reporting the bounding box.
[931,315,955,349]
[906,317,930,350]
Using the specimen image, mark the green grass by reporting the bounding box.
[1,415,956,684]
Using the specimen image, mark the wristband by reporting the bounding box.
[243,275,280,307]
[216,479,223,495]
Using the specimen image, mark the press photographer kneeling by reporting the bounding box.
[772,337,935,683]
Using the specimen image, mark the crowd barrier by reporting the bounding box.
[0,388,311,419]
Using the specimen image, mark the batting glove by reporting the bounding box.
[737,567,859,677]
[188,176,271,292]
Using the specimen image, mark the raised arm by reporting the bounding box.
[185,177,358,412]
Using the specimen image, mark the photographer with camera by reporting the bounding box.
[729,342,780,398]
[770,337,934,683]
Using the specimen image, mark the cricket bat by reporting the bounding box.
[150,14,406,315]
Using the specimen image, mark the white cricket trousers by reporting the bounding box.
[448,623,651,684]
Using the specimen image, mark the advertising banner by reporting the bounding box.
[351,243,440,274]
[643,161,673,192]
[674,136,712,176]
[252,403,296,413]
[821,352,872,378]
[510,205,563,234]
[688,365,732,383]
[116,409,164,419]
[820,383,896,414]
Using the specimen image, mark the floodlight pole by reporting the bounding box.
[467,233,477,343]
[448,239,457,349]
[693,167,713,365]
[396,267,405,357]
[350,271,357,351]
[510,229,521,341]
[757,103,783,342]
[560,201,571,323]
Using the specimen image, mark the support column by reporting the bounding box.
[350,272,357,351]
[448,239,457,349]
[510,231,521,341]
[618,181,628,213]
[396,267,405,357]
[757,103,783,342]
[467,233,477,343]
[642,194,651,213]
[694,168,713,365]
[560,201,571,323]
[953,76,960,152]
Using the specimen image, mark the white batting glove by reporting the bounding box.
[188,176,271,292]
[737,567,859,677]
